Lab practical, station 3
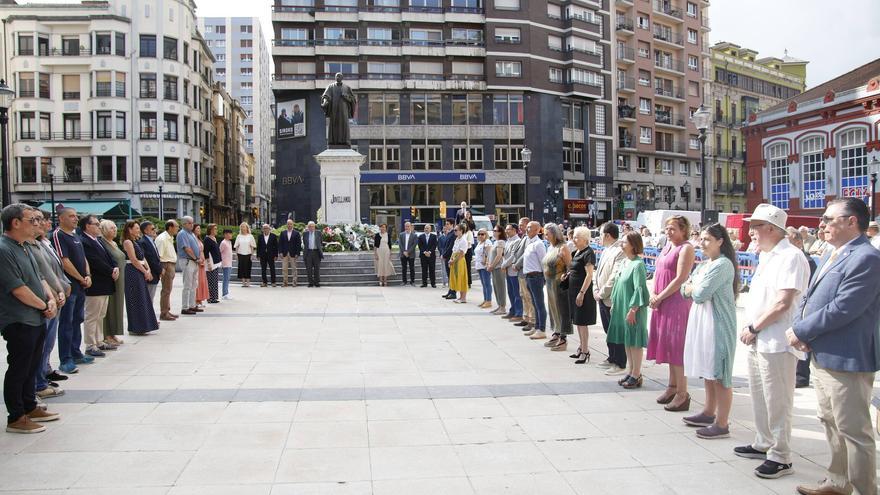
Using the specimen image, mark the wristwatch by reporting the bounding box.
[748,324,758,334]
[40,301,49,312]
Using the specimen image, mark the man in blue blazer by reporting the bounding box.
[418,224,438,288]
[788,198,880,495]
[78,215,117,358]
[278,219,302,287]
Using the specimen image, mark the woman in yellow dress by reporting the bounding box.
[448,223,469,303]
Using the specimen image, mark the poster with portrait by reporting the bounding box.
[277,99,306,139]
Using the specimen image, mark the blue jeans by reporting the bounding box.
[35,317,59,391]
[478,269,492,302]
[506,275,523,317]
[57,287,85,364]
[526,275,547,330]
[222,267,231,296]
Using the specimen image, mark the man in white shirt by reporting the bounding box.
[735,204,810,480]
[868,221,880,250]
[499,224,522,321]
[512,218,535,331]
[520,221,547,339]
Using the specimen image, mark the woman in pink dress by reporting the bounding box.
[647,215,696,412]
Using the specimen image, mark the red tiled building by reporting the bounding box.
[743,58,880,217]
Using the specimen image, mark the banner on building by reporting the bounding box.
[277,99,306,139]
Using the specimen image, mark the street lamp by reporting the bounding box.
[682,180,691,211]
[521,146,531,219]
[0,79,15,207]
[692,104,712,222]
[47,163,56,228]
[870,156,880,220]
[158,175,165,220]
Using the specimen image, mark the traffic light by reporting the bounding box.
[410,206,417,218]
[252,207,258,219]
[439,200,447,218]
[199,206,205,218]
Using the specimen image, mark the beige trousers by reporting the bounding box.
[83,295,110,347]
[518,276,534,323]
[747,349,797,464]
[812,362,877,495]
[281,255,298,286]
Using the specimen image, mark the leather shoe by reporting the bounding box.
[191,307,204,313]
[160,315,175,321]
[796,482,852,495]
[181,309,197,315]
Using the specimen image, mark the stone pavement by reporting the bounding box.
[0,277,877,494]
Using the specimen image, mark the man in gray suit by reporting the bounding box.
[398,222,418,286]
[302,221,323,288]
[788,198,880,495]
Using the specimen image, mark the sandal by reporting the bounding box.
[617,374,632,386]
[575,351,590,364]
[550,338,567,352]
[544,333,560,347]
[656,387,677,404]
[569,347,582,359]
[622,375,643,389]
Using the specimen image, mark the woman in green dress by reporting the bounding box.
[681,223,739,439]
[607,231,650,389]
[100,220,126,346]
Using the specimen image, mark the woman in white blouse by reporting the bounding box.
[233,222,257,287]
[474,229,493,308]
[448,224,470,304]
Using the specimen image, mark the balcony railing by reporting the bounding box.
[316,5,359,12]
[715,149,744,160]
[618,105,636,119]
[271,5,315,12]
[62,91,80,100]
[314,39,359,47]
[731,184,745,195]
[18,90,35,98]
[617,46,635,61]
[272,39,314,47]
[654,111,685,127]
[619,135,634,148]
[617,76,635,91]
[616,17,634,31]
[656,140,685,154]
[565,11,601,26]
[653,0,683,18]
[701,14,710,28]
[654,85,683,99]
[652,29,683,45]
[654,58,685,73]
[45,48,92,56]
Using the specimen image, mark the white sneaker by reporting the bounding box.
[596,361,614,369]
[222,295,232,300]
[604,365,628,376]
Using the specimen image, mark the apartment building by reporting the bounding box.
[211,82,249,225]
[198,17,273,223]
[271,0,614,228]
[1,0,216,221]
[708,42,806,213]
[612,0,709,218]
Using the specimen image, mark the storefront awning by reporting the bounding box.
[36,201,141,220]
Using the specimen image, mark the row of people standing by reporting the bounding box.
[233,220,324,288]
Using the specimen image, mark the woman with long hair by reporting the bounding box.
[194,225,209,308]
[234,222,257,287]
[681,223,740,439]
[373,223,395,286]
[99,220,126,346]
[607,232,650,388]
[203,224,221,304]
[566,226,597,364]
[121,221,159,335]
[541,223,572,349]
[647,215,697,412]
[448,223,469,303]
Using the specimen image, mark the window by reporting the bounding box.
[595,105,606,134]
[495,61,521,77]
[140,35,156,57]
[97,156,113,181]
[689,135,699,150]
[409,29,442,45]
[410,94,441,125]
[687,29,698,44]
[216,69,226,78]
[241,67,253,76]
[798,137,824,208]
[240,53,253,62]
[62,74,80,99]
[766,143,790,209]
[688,55,699,70]
[95,33,112,54]
[639,127,652,144]
[163,75,177,100]
[18,112,35,139]
[62,113,81,139]
[495,27,520,43]
[215,53,225,62]
[95,111,112,138]
[660,159,673,175]
[20,157,37,183]
[240,39,252,48]
[679,161,690,175]
[638,70,651,86]
[18,34,34,56]
[241,81,253,89]
[324,27,358,44]
[548,35,562,52]
[39,73,50,98]
[839,128,868,200]
[688,81,700,97]
[140,112,157,139]
[451,28,481,43]
[116,112,126,138]
[241,96,253,105]
[240,24,253,33]
[549,68,563,83]
[637,15,650,29]
[39,114,50,139]
[163,114,178,140]
[63,158,82,183]
[216,40,226,49]
[639,98,651,114]
[140,73,157,98]
[412,146,426,170]
[566,36,599,55]
[686,2,697,17]
[18,73,34,97]
[326,61,357,75]
[494,0,520,9]
[61,37,79,56]
[164,158,178,182]
[115,72,126,97]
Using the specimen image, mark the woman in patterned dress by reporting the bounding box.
[203,224,221,304]
[681,223,739,439]
[194,224,209,307]
[541,223,572,350]
[647,215,696,412]
[121,221,159,335]
[99,220,126,346]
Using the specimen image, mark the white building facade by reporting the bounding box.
[1,0,215,221]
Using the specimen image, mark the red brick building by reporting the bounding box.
[743,58,880,217]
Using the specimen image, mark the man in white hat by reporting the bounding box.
[733,203,811,480]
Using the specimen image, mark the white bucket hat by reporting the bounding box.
[744,203,788,231]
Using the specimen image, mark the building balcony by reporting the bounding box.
[565,47,603,66]
[34,131,92,147]
[401,6,444,22]
[655,140,686,154]
[654,85,685,101]
[731,184,745,195]
[616,17,634,34]
[654,58,685,75]
[619,134,635,149]
[714,148,744,160]
[616,0,634,6]
[444,40,486,57]
[652,29,684,47]
[564,12,603,36]
[654,110,686,128]
[401,39,446,56]
[653,0,684,21]
[700,13,711,30]
[617,76,636,93]
[618,104,636,120]
[272,39,316,56]
[314,6,359,22]
[617,46,635,63]
[270,5,315,22]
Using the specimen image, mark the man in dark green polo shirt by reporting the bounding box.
[0,204,61,433]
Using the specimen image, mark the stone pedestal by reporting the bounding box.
[315,148,365,225]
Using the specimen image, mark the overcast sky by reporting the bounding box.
[20,0,880,89]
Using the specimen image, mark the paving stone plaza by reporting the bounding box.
[0,277,876,494]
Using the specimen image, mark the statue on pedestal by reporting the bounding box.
[320,73,356,147]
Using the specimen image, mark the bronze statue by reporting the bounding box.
[320,73,356,147]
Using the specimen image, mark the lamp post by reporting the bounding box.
[521,146,531,220]
[692,104,712,222]
[869,156,880,221]
[682,180,691,211]
[48,163,56,228]
[0,79,14,208]
[158,175,165,220]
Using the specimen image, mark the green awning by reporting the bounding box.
[36,201,141,220]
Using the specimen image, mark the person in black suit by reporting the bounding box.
[78,215,117,358]
[256,224,279,287]
[278,219,302,287]
[398,222,418,286]
[418,224,438,288]
[441,219,457,298]
[138,221,162,305]
[302,221,324,287]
